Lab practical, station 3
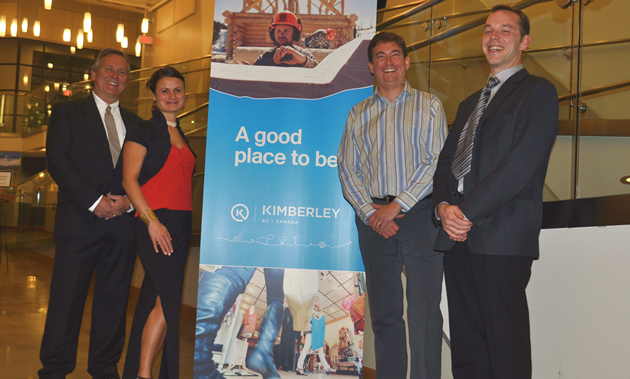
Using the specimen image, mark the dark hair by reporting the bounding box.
[490,4,530,38]
[368,32,407,63]
[91,48,130,73]
[146,67,186,94]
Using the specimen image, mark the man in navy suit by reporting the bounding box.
[432,5,558,378]
[39,49,141,379]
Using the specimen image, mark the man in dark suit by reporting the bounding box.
[432,5,558,378]
[39,49,141,379]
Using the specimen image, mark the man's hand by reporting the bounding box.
[368,202,405,239]
[437,203,472,242]
[93,197,118,220]
[108,194,131,215]
[273,46,307,66]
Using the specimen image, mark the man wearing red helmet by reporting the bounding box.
[253,11,318,68]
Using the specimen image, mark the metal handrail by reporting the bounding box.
[16,170,52,187]
[180,102,209,122]
[128,91,210,103]
[558,80,630,102]
[406,0,552,52]
[377,0,444,30]
[130,55,212,74]
[382,9,490,30]
[377,0,434,14]
[412,37,630,65]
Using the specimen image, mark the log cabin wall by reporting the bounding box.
[223,11,358,58]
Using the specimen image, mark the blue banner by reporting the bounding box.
[195,2,376,376]
[200,87,371,271]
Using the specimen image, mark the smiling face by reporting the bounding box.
[91,53,128,104]
[482,10,531,76]
[152,76,185,116]
[368,41,410,95]
[274,25,294,47]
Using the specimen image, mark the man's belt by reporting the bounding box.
[373,195,397,203]
[372,193,433,204]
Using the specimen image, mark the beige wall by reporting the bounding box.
[142,0,216,67]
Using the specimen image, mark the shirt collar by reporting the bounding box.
[492,64,523,85]
[373,80,412,104]
[93,92,120,113]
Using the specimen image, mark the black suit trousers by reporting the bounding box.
[443,242,533,379]
[39,227,136,379]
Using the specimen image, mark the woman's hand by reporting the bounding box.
[148,219,173,255]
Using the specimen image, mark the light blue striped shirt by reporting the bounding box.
[338,81,448,224]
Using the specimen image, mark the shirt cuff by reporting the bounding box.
[127,196,134,213]
[89,195,103,212]
[359,202,376,225]
[394,191,415,212]
[363,208,376,225]
[435,201,449,220]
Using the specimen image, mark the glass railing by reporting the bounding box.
[0,82,75,135]
[380,0,630,201]
[9,165,206,248]
[5,171,57,247]
[12,55,212,136]
[63,55,212,126]
[10,0,629,247]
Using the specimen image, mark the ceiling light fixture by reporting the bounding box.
[83,12,91,33]
[63,28,70,42]
[141,18,149,34]
[121,36,128,48]
[70,46,76,54]
[620,176,630,185]
[116,23,124,43]
[21,18,28,33]
[0,16,6,37]
[86,29,93,43]
[135,37,141,57]
[33,21,40,36]
[44,0,52,10]
[11,18,17,36]
[77,29,84,49]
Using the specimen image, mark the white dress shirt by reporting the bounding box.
[88,93,129,212]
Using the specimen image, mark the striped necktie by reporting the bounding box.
[451,76,500,181]
[105,105,121,167]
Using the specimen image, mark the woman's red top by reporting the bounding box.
[141,143,195,212]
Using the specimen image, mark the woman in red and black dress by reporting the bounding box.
[122,67,195,379]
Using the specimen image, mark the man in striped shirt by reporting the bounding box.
[338,32,447,379]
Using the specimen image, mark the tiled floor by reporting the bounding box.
[0,247,356,378]
[0,246,196,378]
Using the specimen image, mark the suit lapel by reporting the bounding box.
[480,69,529,124]
[81,95,114,166]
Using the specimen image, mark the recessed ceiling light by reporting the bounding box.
[620,176,630,184]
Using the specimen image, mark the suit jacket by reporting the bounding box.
[46,94,142,241]
[432,69,558,259]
